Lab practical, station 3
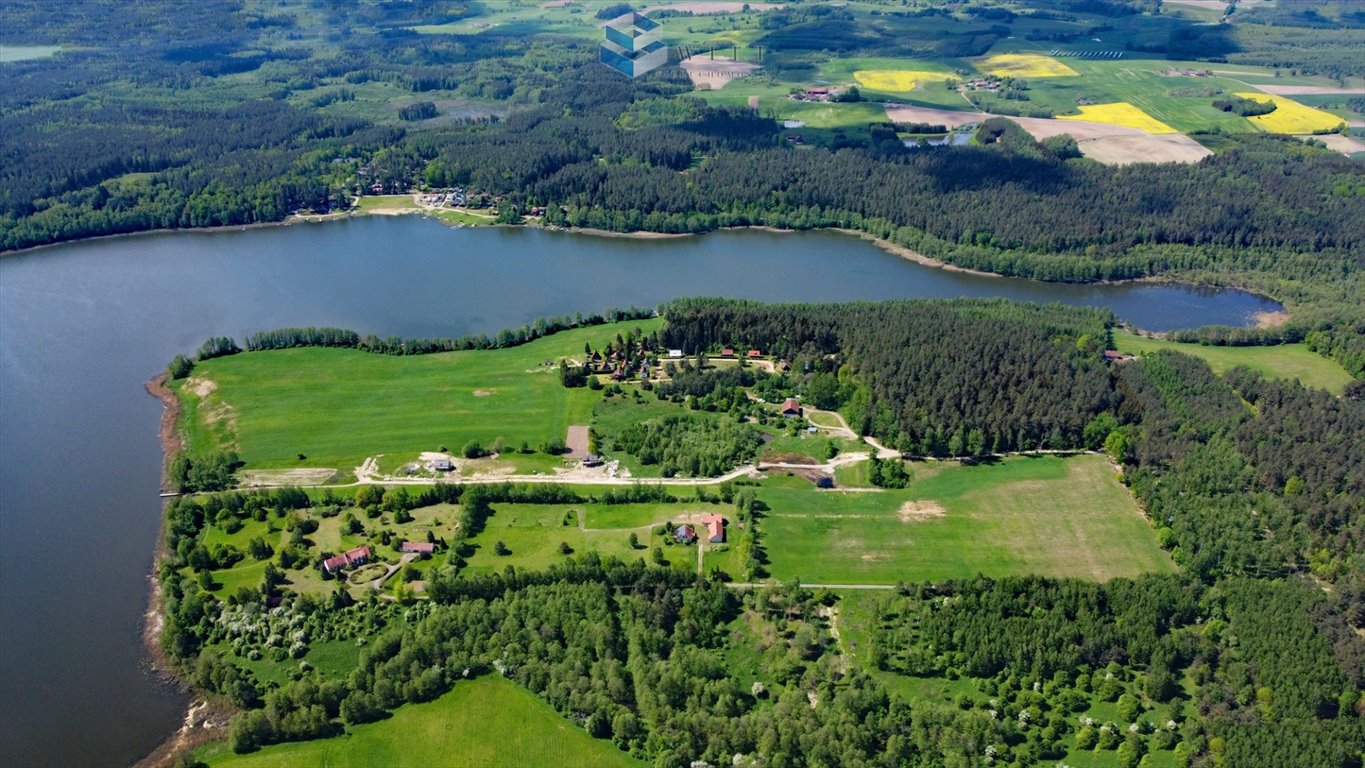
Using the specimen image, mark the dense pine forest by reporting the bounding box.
[4,1,1364,354]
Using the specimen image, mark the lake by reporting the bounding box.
[0,217,1282,767]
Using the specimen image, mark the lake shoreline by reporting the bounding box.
[3,213,1288,329]
[137,373,233,768]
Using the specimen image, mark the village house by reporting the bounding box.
[721,348,735,357]
[780,397,803,417]
[700,513,725,543]
[747,349,763,358]
[674,524,698,544]
[322,545,372,574]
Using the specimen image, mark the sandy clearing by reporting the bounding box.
[898,500,946,522]
[1299,134,1365,155]
[1076,134,1212,165]
[644,2,782,13]
[1253,310,1291,329]
[239,468,339,487]
[1251,84,1365,96]
[185,376,217,398]
[681,56,761,90]
[565,425,590,458]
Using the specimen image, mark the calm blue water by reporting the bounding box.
[0,217,1282,767]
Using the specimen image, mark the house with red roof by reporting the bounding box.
[322,545,373,574]
[747,349,763,358]
[400,541,435,556]
[700,513,725,543]
[780,398,803,417]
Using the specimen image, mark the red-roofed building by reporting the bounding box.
[674,524,698,544]
[780,398,803,417]
[322,545,373,574]
[747,349,762,358]
[721,348,735,357]
[700,513,725,543]
[400,541,435,555]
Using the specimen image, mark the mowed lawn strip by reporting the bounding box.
[181,319,662,471]
[201,676,642,768]
[762,455,1171,583]
[1114,331,1352,394]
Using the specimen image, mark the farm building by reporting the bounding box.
[322,545,373,574]
[747,349,763,358]
[700,513,725,543]
[668,349,683,358]
[431,458,453,472]
[583,454,604,468]
[721,348,735,357]
[780,398,803,417]
[400,541,435,555]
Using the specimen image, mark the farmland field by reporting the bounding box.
[1059,102,1177,134]
[976,54,1078,78]
[200,676,642,767]
[177,319,663,473]
[1234,93,1346,133]
[1114,332,1353,394]
[761,454,1172,583]
[853,69,953,94]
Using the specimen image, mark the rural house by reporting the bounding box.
[322,545,372,574]
[674,524,698,544]
[780,398,803,417]
[700,513,725,543]
[400,541,435,555]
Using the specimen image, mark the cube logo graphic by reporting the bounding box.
[600,11,667,78]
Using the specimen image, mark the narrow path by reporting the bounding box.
[696,540,704,576]
[725,582,897,590]
[369,552,416,591]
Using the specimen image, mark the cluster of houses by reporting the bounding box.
[674,513,726,545]
[959,77,1003,93]
[416,187,498,209]
[321,540,436,576]
[791,86,854,103]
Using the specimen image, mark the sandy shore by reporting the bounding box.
[828,228,1003,278]
[1253,310,1291,328]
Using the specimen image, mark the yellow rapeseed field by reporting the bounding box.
[977,54,1078,78]
[853,69,952,92]
[1234,93,1345,134]
[1058,102,1177,134]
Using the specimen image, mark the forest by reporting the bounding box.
[4,1,1364,353]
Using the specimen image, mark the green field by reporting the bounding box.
[762,454,1172,583]
[201,676,641,768]
[178,319,663,474]
[353,194,417,211]
[1115,331,1352,394]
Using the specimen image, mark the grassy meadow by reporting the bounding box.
[761,454,1172,584]
[177,319,663,474]
[201,676,641,768]
[1114,332,1352,394]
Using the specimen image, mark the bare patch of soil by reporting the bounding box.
[883,104,986,128]
[1075,134,1212,165]
[565,425,590,458]
[472,388,497,397]
[238,468,339,487]
[898,500,946,522]
[681,56,761,90]
[1253,310,1291,328]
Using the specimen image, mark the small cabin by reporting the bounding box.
[432,458,453,472]
[747,349,762,358]
[668,349,683,359]
[400,541,435,556]
[780,398,803,417]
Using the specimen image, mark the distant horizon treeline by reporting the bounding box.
[166,306,657,380]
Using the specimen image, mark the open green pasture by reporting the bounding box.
[178,320,662,473]
[460,502,716,575]
[202,676,641,767]
[761,454,1171,584]
[1115,331,1352,394]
